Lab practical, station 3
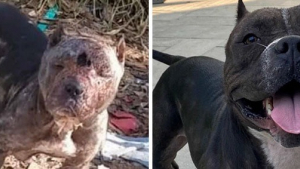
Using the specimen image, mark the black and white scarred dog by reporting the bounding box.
[153,0,300,168]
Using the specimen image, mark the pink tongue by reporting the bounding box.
[271,91,300,134]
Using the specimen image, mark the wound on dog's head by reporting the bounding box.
[77,52,91,67]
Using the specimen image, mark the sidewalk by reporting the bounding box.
[153,0,300,168]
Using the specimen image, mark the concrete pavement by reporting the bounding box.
[152,0,300,168]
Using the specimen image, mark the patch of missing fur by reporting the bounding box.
[248,128,300,169]
[281,8,293,35]
[61,29,115,47]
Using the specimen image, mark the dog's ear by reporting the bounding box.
[116,36,126,63]
[237,0,249,23]
[49,25,65,47]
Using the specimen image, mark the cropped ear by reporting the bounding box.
[116,36,126,63]
[237,0,249,23]
[48,25,65,47]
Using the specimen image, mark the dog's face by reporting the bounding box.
[38,27,125,128]
[225,1,300,147]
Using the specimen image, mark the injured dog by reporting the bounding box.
[153,0,300,169]
[0,3,125,169]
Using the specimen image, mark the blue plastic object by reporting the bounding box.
[37,4,58,32]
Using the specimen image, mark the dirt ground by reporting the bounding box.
[0,0,148,168]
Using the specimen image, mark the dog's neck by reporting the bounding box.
[249,128,300,169]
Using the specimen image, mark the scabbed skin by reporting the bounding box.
[0,3,125,169]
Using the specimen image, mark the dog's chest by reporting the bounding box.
[12,130,76,161]
[249,128,300,169]
[32,131,77,158]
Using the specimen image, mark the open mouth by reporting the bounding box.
[236,81,300,134]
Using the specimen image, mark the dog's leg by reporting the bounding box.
[160,132,187,169]
[153,83,187,169]
[61,111,108,169]
[13,150,38,161]
[0,151,6,167]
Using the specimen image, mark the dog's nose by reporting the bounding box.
[275,35,300,54]
[65,83,83,97]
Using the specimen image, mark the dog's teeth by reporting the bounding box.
[263,100,266,109]
[265,97,273,115]
[267,107,272,115]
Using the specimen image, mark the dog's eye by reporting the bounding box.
[53,64,64,71]
[243,34,260,45]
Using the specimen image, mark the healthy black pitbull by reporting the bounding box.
[153,0,300,168]
[0,3,125,169]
